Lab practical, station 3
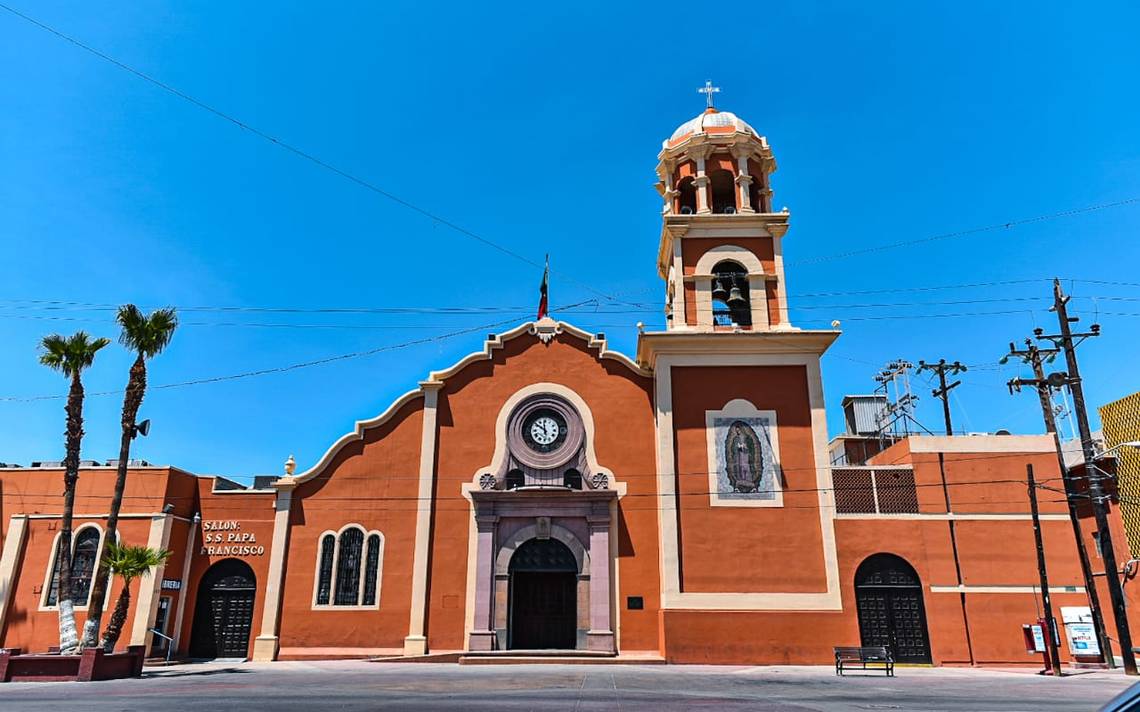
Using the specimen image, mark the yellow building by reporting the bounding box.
[1100,391,1140,556]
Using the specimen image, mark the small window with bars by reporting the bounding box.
[314,526,384,608]
[833,468,918,514]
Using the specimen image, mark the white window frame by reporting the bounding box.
[311,523,384,611]
[39,523,115,611]
[705,398,784,508]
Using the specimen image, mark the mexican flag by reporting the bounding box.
[537,255,549,320]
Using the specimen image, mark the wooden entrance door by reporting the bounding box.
[508,538,578,650]
[189,559,256,659]
[855,553,932,664]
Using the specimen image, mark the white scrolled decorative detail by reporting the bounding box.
[590,472,609,490]
[478,473,498,491]
[529,317,561,344]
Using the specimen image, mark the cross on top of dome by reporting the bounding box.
[698,80,721,110]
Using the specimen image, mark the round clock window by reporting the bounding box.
[523,409,568,453]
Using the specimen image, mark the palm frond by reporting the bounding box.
[117,305,178,357]
[101,541,173,582]
[38,331,111,377]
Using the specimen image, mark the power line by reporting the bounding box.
[1,495,1071,515]
[788,197,1140,266]
[0,2,623,304]
[0,316,525,403]
[2,448,1088,481]
[5,0,1140,292]
[6,290,1134,318]
[0,473,1068,503]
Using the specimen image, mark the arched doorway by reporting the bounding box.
[855,553,932,664]
[508,538,577,650]
[188,559,256,659]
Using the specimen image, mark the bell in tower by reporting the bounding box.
[653,83,794,333]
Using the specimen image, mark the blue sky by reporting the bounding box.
[2,2,1139,482]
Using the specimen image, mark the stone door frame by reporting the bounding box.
[468,489,616,653]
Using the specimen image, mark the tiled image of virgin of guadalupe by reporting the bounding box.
[716,417,778,500]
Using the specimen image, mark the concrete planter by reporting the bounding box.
[0,646,145,682]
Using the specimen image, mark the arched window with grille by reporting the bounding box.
[44,525,104,608]
[313,525,384,609]
[315,534,335,605]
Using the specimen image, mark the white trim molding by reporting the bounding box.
[283,320,648,489]
[405,382,440,655]
[287,389,424,484]
[690,244,770,330]
[0,515,29,633]
[39,522,114,612]
[470,381,622,495]
[929,584,1086,594]
[129,513,175,648]
[654,353,842,611]
[836,512,1073,521]
[253,483,296,662]
[704,399,783,508]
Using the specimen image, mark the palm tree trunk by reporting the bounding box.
[81,354,146,649]
[100,578,133,653]
[57,371,84,654]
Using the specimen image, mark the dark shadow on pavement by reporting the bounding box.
[143,667,251,678]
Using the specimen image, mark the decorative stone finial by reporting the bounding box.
[284,454,296,476]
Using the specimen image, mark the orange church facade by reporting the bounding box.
[1,104,1137,666]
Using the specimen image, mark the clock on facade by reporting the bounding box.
[523,409,568,453]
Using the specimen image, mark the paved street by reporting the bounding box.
[0,661,1135,711]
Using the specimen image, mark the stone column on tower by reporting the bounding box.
[690,145,713,215]
[661,159,678,214]
[731,144,755,213]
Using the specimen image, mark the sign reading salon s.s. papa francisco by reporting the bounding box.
[199,520,266,556]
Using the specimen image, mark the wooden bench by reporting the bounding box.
[834,646,894,676]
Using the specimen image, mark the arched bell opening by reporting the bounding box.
[677,176,697,214]
[854,553,932,664]
[711,260,751,327]
[748,173,764,212]
[709,169,737,214]
[505,469,525,490]
[563,468,583,489]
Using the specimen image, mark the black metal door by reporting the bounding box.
[855,554,932,664]
[509,571,577,649]
[189,559,256,659]
[507,538,578,650]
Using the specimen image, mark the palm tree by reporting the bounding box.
[98,542,172,652]
[81,305,177,649]
[39,332,110,655]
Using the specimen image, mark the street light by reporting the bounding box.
[1096,441,1140,460]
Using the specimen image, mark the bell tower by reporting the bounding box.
[638,90,839,614]
[655,84,792,332]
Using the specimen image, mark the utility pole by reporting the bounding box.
[1039,277,1136,675]
[1028,463,1064,676]
[917,359,967,435]
[916,358,972,661]
[1005,338,1114,667]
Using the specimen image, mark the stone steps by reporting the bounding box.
[458,651,665,666]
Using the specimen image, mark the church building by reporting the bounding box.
[1,100,1136,667]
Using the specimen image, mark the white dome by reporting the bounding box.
[668,109,757,144]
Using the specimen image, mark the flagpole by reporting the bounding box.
[537,254,549,321]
